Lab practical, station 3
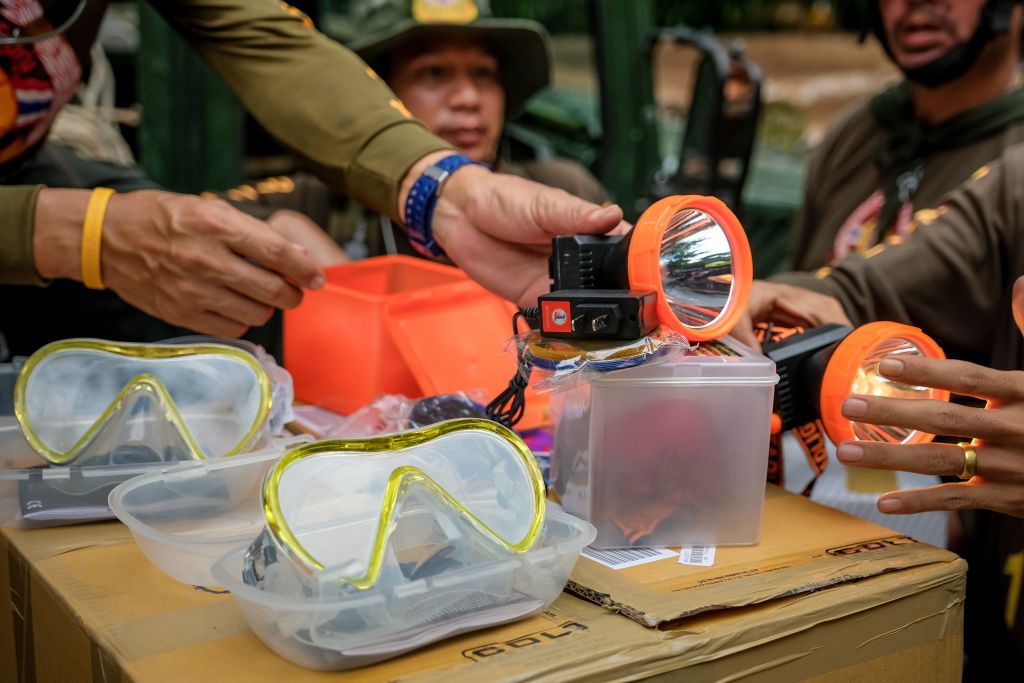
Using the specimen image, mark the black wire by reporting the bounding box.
[761,321,774,354]
[485,312,533,428]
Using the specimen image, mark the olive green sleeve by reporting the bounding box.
[769,148,1021,357]
[0,185,45,285]
[154,0,453,219]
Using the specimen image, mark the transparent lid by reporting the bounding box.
[590,336,778,385]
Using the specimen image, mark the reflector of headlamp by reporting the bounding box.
[619,196,752,341]
[820,322,949,445]
[14,339,273,465]
[249,419,544,592]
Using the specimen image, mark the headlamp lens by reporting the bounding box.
[660,208,734,330]
[819,322,949,446]
[624,196,750,341]
[849,336,939,443]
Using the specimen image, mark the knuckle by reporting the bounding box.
[865,398,892,423]
[941,491,974,511]
[935,405,964,433]
[955,364,986,395]
[1009,371,1024,399]
[282,289,304,309]
[867,445,893,469]
[265,277,290,302]
[177,280,205,302]
[261,237,289,263]
[224,322,249,338]
[219,267,244,289]
[926,449,951,474]
[181,246,220,273]
[256,306,275,326]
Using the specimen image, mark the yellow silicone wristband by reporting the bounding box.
[81,187,115,289]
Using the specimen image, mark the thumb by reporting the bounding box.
[1013,275,1024,338]
[530,186,624,238]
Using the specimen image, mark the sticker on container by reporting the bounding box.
[580,546,678,570]
[678,545,716,567]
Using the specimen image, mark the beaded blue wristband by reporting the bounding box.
[403,153,486,259]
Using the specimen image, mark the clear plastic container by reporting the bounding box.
[550,336,778,548]
[0,418,174,528]
[210,505,594,670]
[108,439,310,586]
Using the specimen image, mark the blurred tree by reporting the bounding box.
[490,0,844,33]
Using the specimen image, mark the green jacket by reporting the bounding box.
[0,0,452,285]
[330,157,609,257]
[219,158,609,259]
[775,142,1024,372]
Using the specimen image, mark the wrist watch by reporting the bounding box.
[404,153,486,259]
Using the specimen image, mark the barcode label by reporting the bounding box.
[580,546,678,569]
[678,545,716,567]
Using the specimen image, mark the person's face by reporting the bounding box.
[388,40,505,164]
[878,0,987,70]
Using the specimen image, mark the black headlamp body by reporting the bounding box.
[764,324,853,432]
[865,0,1019,89]
[549,234,631,291]
[535,235,657,341]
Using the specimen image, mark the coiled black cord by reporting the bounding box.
[485,311,535,427]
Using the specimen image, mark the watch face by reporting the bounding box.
[423,166,450,183]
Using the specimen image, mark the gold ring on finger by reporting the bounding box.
[957,442,978,481]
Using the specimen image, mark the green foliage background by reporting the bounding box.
[489,1,869,33]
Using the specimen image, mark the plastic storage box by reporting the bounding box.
[109,441,308,586]
[110,445,593,670]
[211,506,593,670]
[550,336,778,548]
[0,417,166,528]
[284,255,547,426]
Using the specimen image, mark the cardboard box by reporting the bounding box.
[567,486,961,627]
[0,487,964,682]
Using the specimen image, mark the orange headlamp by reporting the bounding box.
[542,195,752,342]
[766,322,949,445]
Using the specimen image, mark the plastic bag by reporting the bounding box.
[519,328,692,393]
[324,392,487,439]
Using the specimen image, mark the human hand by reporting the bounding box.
[400,153,627,308]
[732,279,852,346]
[266,209,350,268]
[34,189,325,337]
[836,276,1024,517]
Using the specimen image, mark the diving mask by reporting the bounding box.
[15,338,292,466]
[243,418,545,595]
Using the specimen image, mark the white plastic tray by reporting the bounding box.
[211,506,594,670]
[0,419,170,528]
[109,440,309,586]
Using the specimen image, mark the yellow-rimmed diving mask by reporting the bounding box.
[242,418,545,595]
[15,339,292,466]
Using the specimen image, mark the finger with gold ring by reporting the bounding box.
[957,442,978,480]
